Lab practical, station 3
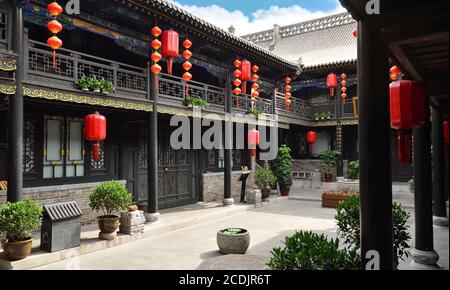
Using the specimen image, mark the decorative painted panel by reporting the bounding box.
[23,119,37,174]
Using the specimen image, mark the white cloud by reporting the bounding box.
[165,1,346,36]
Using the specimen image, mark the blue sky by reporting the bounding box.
[167,0,346,35]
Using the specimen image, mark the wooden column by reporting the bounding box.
[7,3,24,202]
[146,63,159,221]
[357,20,393,270]
[411,104,439,265]
[224,70,233,205]
[432,107,448,225]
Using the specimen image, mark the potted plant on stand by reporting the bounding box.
[319,150,341,182]
[89,181,133,240]
[255,168,277,200]
[100,79,114,95]
[0,201,43,261]
[275,145,293,196]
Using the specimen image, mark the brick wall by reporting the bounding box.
[0,181,126,225]
[202,171,243,203]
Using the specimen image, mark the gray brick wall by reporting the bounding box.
[203,171,243,203]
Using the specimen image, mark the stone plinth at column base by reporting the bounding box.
[410,248,439,266]
[433,216,449,227]
[120,210,146,235]
[145,212,160,223]
[223,198,235,206]
[246,189,262,205]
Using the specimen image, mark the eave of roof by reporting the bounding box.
[120,0,302,74]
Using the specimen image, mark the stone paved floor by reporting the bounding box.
[32,197,448,270]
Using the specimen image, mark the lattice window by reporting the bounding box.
[0,10,6,43]
[207,150,218,169]
[23,119,36,174]
[159,78,185,99]
[177,149,189,166]
[138,129,148,169]
[117,71,146,92]
[91,142,105,170]
[77,62,113,82]
[29,49,74,78]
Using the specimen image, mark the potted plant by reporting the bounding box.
[76,76,91,92]
[275,145,293,196]
[100,79,114,95]
[348,160,359,180]
[255,168,277,199]
[325,112,332,119]
[217,228,250,255]
[184,96,208,109]
[322,189,358,208]
[335,195,411,269]
[247,108,262,118]
[90,77,102,93]
[319,150,342,182]
[0,201,43,261]
[89,180,133,240]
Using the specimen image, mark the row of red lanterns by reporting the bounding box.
[47,2,63,69]
[327,73,348,103]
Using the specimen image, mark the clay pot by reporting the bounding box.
[321,190,358,208]
[261,188,271,199]
[217,229,250,255]
[324,174,333,182]
[2,238,33,261]
[280,187,290,197]
[97,215,120,234]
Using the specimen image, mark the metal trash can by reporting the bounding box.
[40,201,83,253]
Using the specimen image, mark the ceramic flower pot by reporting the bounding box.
[2,238,33,261]
[217,228,250,255]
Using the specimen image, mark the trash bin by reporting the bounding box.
[40,201,83,253]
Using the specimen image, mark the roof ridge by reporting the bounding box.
[242,12,355,43]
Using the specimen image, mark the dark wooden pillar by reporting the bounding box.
[147,64,159,220]
[224,70,233,205]
[119,123,129,181]
[411,104,439,265]
[7,3,24,202]
[432,107,448,224]
[357,20,393,270]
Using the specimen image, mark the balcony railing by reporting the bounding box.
[232,94,273,115]
[0,9,7,50]
[159,73,225,111]
[27,40,148,99]
[276,93,311,119]
[311,99,358,120]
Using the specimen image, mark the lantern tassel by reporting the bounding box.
[186,82,189,97]
[397,132,413,164]
[167,58,173,75]
[250,149,257,157]
[242,81,247,95]
[92,143,100,161]
[330,88,335,97]
[309,144,313,154]
[52,50,57,69]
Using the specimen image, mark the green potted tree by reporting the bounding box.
[100,79,114,95]
[275,145,293,196]
[255,168,277,199]
[319,150,342,182]
[89,181,133,240]
[184,96,208,109]
[76,76,91,92]
[0,201,43,261]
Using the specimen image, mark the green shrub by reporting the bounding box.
[185,97,208,108]
[76,76,91,90]
[100,79,115,93]
[223,228,244,235]
[275,145,293,189]
[267,231,360,270]
[89,77,101,90]
[348,160,359,180]
[255,169,277,190]
[335,196,411,265]
[247,108,263,118]
[319,150,342,174]
[89,181,133,217]
[0,201,43,242]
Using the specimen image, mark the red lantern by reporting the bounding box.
[151,26,162,37]
[327,73,338,97]
[341,80,347,87]
[151,64,162,75]
[341,87,347,93]
[252,83,260,90]
[307,131,317,153]
[390,80,426,164]
[284,92,292,99]
[352,29,357,38]
[233,59,242,68]
[161,30,179,75]
[233,69,242,79]
[248,129,260,157]
[183,72,192,81]
[183,39,192,49]
[151,39,162,50]
[85,112,107,161]
[239,60,252,81]
[285,77,291,84]
[390,66,401,75]
[47,36,62,69]
[251,91,259,98]
[48,2,63,17]
[151,52,162,63]
[182,61,192,71]
[234,79,242,87]
[285,99,292,106]
[182,50,192,60]
[251,74,259,83]
[47,20,62,34]
[233,87,242,96]
[252,65,259,73]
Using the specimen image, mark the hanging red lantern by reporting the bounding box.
[151,52,162,63]
[352,29,357,38]
[251,91,260,98]
[251,74,259,83]
[284,92,292,99]
[233,87,242,96]
[248,129,260,157]
[182,61,192,71]
[233,69,242,79]
[285,99,292,106]
[285,77,292,84]
[390,66,401,75]
[48,2,63,17]
[85,112,107,161]
[47,20,62,34]
[151,64,162,75]
[341,80,347,87]
[239,60,252,81]
[161,30,179,75]
[327,73,338,97]
[306,131,317,153]
[183,72,192,81]
[341,87,347,93]
[182,50,192,60]
[151,26,162,37]
[182,39,193,97]
[151,39,162,50]
[341,93,348,99]
[252,65,259,73]
[234,79,242,87]
[252,83,260,90]
[183,39,192,49]
[47,36,62,69]
[340,73,348,103]
[233,59,242,68]
[390,80,426,164]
